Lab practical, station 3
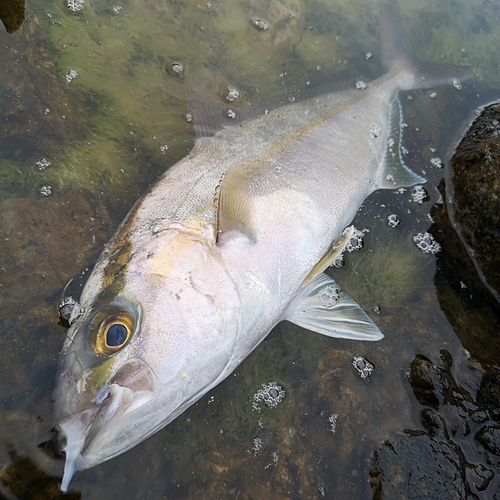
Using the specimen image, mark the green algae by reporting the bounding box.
[338,234,429,313]
[399,0,500,88]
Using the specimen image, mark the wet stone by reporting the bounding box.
[475,425,500,456]
[0,0,25,33]
[372,431,466,499]
[476,373,500,413]
[372,350,500,498]
[430,180,500,367]
[451,102,500,295]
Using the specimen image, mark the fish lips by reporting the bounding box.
[56,357,158,491]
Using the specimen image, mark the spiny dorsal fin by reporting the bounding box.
[216,163,256,244]
[299,226,354,289]
[284,273,383,341]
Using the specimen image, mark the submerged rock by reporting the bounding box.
[372,351,499,499]
[0,190,112,401]
[0,18,83,161]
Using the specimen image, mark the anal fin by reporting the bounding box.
[284,273,383,341]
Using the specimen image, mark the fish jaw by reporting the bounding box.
[55,357,159,491]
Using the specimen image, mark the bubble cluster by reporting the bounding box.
[168,62,184,77]
[67,0,84,12]
[36,158,52,171]
[252,437,262,457]
[387,214,400,228]
[318,284,340,309]
[430,157,443,169]
[328,413,339,434]
[226,109,236,119]
[411,185,428,204]
[111,4,123,15]
[356,81,367,90]
[225,86,240,102]
[39,185,52,197]
[252,382,285,411]
[413,232,441,254]
[452,79,462,91]
[251,17,269,30]
[65,69,78,85]
[352,356,374,380]
[345,227,366,252]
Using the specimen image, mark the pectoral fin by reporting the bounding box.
[216,163,255,243]
[284,273,383,341]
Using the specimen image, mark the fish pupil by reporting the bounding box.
[106,323,127,347]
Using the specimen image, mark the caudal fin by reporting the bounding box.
[380,2,473,91]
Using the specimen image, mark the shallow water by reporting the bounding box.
[1,0,500,498]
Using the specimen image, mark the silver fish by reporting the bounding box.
[53,6,465,491]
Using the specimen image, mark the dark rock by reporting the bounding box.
[450,102,500,296]
[372,431,467,500]
[475,425,500,456]
[0,0,24,33]
[430,180,500,368]
[476,373,500,414]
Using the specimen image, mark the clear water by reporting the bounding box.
[1,0,500,498]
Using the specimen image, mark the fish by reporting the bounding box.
[52,3,468,492]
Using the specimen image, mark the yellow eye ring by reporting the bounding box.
[91,310,135,356]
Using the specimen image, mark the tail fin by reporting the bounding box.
[379,2,473,91]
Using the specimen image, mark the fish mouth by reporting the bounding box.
[56,358,158,492]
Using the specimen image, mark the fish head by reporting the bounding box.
[53,227,240,491]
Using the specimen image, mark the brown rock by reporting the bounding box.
[450,102,500,296]
[0,0,25,33]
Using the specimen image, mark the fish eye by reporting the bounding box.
[90,309,135,356]
[105,322,129,348]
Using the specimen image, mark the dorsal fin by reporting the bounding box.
[216,163,256,244]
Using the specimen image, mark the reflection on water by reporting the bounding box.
[1,0,499,498]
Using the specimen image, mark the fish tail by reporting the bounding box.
[379,1,473,91]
